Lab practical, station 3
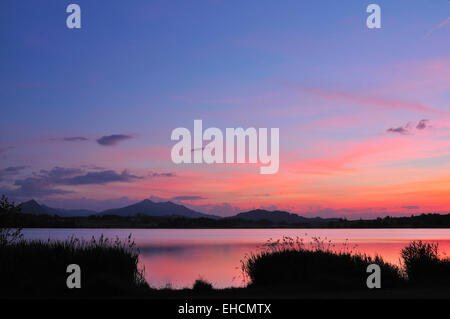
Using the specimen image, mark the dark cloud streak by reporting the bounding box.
[62,170,142,185]
[151,172,176,177]
[97,134,134,146]
[387,126,410,135]
[62,136,89,142]
[387,119,431,135]
[416,119,430,130]
[5,167,143,199]
[0,166,27,181]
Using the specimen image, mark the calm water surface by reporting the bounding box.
[22,228,450,289]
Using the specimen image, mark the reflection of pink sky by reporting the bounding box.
[130,229,450,288]
[22,228,450,289]
[139,240,450,289]
[139,246,251,289]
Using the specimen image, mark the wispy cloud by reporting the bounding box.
[5,167,143,199]
[387,119,431,135]
[61,170,142,185]
[387,126,410,135]
[150,172,176,177]
[56,136,89,142]
[0,166,27,181]
[301,87,447,115]
[97,134,134,146]
[416,119,430,130]
[424,17,450,38]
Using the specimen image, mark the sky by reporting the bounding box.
[0,0,449,218]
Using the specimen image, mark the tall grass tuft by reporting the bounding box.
[0,234,148,298]
[241,236,404,291]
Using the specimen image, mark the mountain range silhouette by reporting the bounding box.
[18,199,339,223]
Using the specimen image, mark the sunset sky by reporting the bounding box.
[1,0,449,218]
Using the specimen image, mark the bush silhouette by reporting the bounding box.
[192,278,214,291]
[401,240,450,283]
[241,236,404,291]
[0,195,23,245]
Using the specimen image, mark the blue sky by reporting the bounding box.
[1,1,449,217]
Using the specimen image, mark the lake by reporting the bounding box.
[21,228,450,289]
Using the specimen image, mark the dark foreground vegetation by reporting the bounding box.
[0,235,148,298]
[242,237,450,294]
[1,234,450,298]
[241,237,404,290]
[1,196,450,298]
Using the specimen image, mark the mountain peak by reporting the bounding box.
[23,199,39,205]
[19,199,47,215]
[99,199,220,219]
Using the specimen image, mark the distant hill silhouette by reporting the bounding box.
[19,200,96,217]
[228,209,339,223]
[7,198,450,228]
[41,204,96,217]
[99,199,220,219]
[18,198,219,219]
[19,199,48,215]
[18,199,340,222]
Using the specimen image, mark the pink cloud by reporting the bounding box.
[376,59,450,96]
[299,86,449,116]
[424,17,450,38]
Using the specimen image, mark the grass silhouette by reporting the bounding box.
[0,234,148,298]
[240,236,404,290]
[2,235,450,298]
